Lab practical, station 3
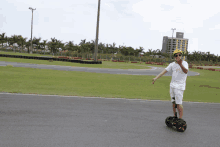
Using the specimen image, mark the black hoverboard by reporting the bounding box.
[165,99,187,132]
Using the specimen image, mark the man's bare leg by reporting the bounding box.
[177,104,185,131]
[172,103,176,116]
[177,104,183,119]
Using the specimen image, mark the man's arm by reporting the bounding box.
[179,64,188,74]
[154,69,168,80]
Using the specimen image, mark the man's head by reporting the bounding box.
[173,49,183,62]
[174,52,182,61]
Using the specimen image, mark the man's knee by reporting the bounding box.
[177,104,183,109]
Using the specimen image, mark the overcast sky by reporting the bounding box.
[1,0,220,56]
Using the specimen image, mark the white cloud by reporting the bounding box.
[1,0,220,56]
[132,0,220,33]
[105,3,111,8]
[209,24,220,30]
[103,2,115,11]
[189,38,199,52]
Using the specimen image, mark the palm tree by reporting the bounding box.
[117,45,122,55]
[78,39,87,58]
[199,53,203,64]
[25,39,32,53]
[46,41,52,53]
[11,35,19,52]
[54,39,61,54]
[191,51,202,63]
[78,39,86,53]
[212,54,218,64]
[146,49,154,61]
[112,42,117,57]
[147,49,153,56]
[108,44,113,59]
[90,40,95,54]
[132,49,138,57]
[65,41,74,52]
[182,49,189,61]
[196,51,201,63]
[7,36,13,48]
[17,35,22,52]
[139,46,144,53]
[0,32,6,48]
[152,50,157,55]
[31,37,41,53]
[79,39,86,46]
[48,37,58,55]
[136,46,144,61]
[17,36,27,53]
[127,46,134,62]
[41,40,48,54]
[56,40,64,55]
[156,49,161,57]
[119,45,127,56]
[5,36,9,47]
[209,53,215,64]
[207,52,213,64]
[98,42,105,54]
[35,37,42,53]
[97,42,104,59]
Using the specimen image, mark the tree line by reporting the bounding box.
[0,33,219,63]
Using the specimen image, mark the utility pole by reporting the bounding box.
[94,0,101,62]
[29,7,36,54]
[170,28,176,60]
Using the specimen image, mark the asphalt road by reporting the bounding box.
[0,93,219,147]
[0,61,200,76]
[1,61,219,146]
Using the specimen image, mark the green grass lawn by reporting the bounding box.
[0,50,54,57]
[0,51,220,103]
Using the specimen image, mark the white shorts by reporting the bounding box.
[170,87,184,104]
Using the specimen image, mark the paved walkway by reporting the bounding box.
[193,66,220,68]
[0,61,200,76]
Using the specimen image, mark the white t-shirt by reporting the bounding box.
[165,61,189,91]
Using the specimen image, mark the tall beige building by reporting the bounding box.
[161,32,189,60]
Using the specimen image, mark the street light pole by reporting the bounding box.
[29,7,36,54]
[170,28,176,60]
[94,0,101,62]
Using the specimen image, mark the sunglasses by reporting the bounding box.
[174,54,182,57]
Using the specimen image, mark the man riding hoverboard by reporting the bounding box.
[152,49,188,132]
